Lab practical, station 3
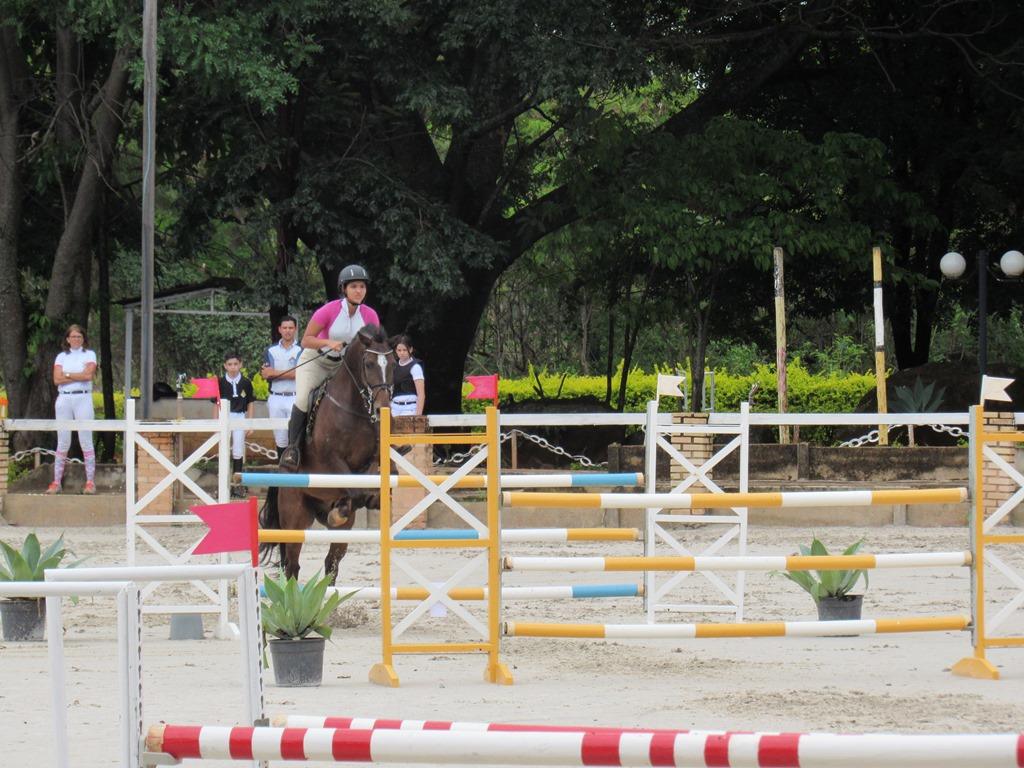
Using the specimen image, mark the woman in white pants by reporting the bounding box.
[48,324,98,494]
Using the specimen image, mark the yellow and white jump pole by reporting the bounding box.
[504,615,970,640]
[504,551,972,573]
[503,487,967,510]
[873,246,889,446]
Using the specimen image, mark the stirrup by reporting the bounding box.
[279,445,301,471]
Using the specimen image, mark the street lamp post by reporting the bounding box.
[939,249,1024,382]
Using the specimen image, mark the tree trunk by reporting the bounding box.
[21,48,130,420]
[0,27,28,415]
[97,187,116,460]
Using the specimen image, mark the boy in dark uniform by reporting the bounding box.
[212,352,255,496]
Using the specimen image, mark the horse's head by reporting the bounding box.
[346,324,395,420]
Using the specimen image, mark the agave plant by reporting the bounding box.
[261,571,350,640]
[0,533,76,582]
[892,378,947,445]
[779,538,869,602]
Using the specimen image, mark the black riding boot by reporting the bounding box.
[232,457,246,498]
[278,407,307,471]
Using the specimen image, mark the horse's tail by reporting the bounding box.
[258,487,283,568]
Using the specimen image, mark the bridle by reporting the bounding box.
[329,342,395,423]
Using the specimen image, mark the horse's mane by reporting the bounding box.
[350,323,388,346]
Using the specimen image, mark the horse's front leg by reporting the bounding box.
[324,542,349,586]
[324,494,355,584]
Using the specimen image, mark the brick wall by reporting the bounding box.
[668,413,713,486]
[136,431,174,514]
[981,411,1018,523]
[391,415,430,529]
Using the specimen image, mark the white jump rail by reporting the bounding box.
[0,581,141,768]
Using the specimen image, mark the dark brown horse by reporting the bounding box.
[259,324,395,581]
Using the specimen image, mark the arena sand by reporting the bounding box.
[1,522,1023,766]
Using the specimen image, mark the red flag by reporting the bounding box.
[190,377,220,399]
[192,497,260,566]
[465,374,499,406]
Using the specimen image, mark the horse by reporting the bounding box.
[259,324,395,582]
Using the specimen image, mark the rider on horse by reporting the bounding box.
[279,264,381,471]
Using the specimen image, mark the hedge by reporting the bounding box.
[462,361,875,416]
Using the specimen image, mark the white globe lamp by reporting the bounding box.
[939,251,967,279]
[999,249,1024,278]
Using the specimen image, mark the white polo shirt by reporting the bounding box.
[54,348,96,393]
[264,341,301,394]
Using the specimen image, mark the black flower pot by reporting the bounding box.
[0,598,46,641]
[268,636,326,687]
[816,594,863,622]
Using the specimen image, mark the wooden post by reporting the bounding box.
[873,246,889,446]
[773,247,789,444]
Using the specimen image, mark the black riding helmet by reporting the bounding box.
[337,264,370,296]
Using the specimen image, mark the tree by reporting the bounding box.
[0,1,325,421]
[170,1,1022,411]
[0,6,131,425]
[738,0,1024,367]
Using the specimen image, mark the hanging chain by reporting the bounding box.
[840,422,966,448]
[839,430,881,448]
[10,447,84,464]
[245,442,279,461]
[435,428,606,468]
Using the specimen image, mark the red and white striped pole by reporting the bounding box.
[146,724,1024,767]
[274,714,686,734]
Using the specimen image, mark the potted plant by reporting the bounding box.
[779,538,869,621]
[0,533,77,641]
[261,571,351,687]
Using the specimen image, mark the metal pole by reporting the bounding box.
[978,250,988,383]
[773,246,789,444]
[123,307,133,399]
[872,247,889,446]
[140,0,158,417]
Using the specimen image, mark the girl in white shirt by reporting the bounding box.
[48,324,98,494]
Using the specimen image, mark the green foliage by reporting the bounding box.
[261,571,349,640]
[0,533,77,582]
[892,378,946,413]
[778,538,869,603]
[462,362,875,427]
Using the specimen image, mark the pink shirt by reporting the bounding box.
[310,300,380,342]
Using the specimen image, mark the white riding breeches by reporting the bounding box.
[267,393,296,447]
[55,392,95,452]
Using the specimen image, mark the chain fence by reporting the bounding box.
[839,422,966,448]
[434,428,606,468]
[10,447,83,464]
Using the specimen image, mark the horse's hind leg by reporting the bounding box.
[283,543,302,581]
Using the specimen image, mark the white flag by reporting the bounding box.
[656,374,686,398]
[980,375,1014,403]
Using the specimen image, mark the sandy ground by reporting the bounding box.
[1,520,1023,766]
